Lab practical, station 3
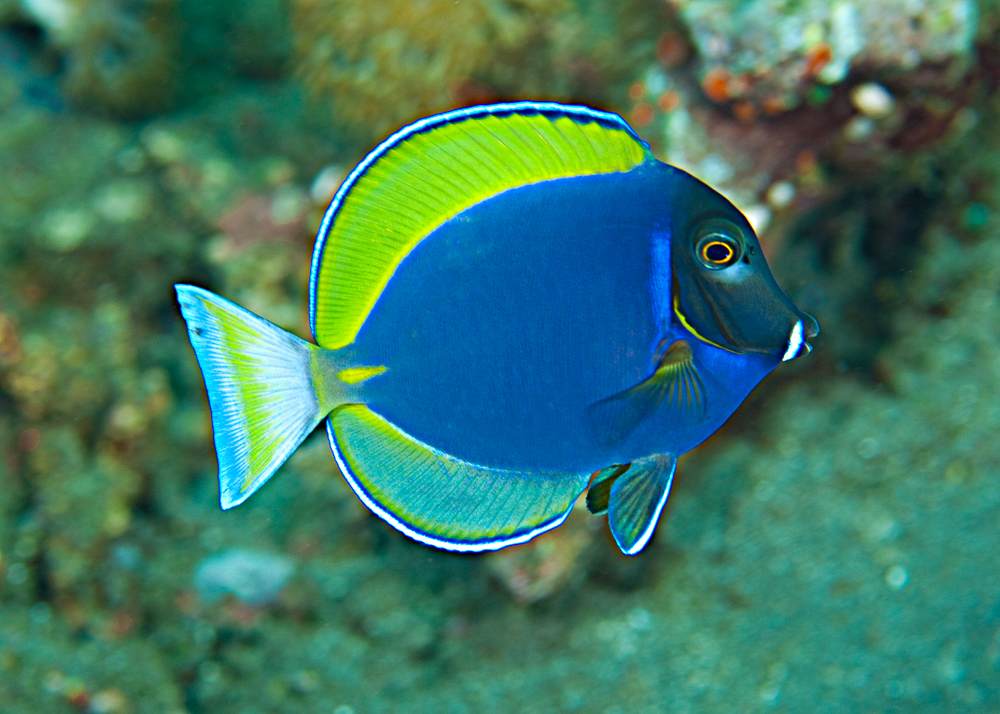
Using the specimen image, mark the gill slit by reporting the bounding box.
[671,293,739,354]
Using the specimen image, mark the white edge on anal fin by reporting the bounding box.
[324,418,576,553]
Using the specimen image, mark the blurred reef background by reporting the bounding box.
[1,0,999,712]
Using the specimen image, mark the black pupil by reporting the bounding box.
[705,242,732,262]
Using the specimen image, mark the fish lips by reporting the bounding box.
[780,311,819,361]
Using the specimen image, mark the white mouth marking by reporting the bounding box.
[782,320,804,362]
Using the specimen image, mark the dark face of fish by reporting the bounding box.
[670,177,818,361]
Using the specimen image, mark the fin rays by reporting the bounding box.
[607,454,677,555]
[586,340,706,445]
[175,285,336,509]
[309,102,649,349]
[329,404,589,551]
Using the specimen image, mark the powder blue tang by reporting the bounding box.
[175,102,818,555]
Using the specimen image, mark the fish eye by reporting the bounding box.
[701,240,734,264]
[693,220,744,270]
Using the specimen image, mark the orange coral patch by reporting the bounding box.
[802,43,833,79]
[657,31,689,67]
[702,67,731,103]
[631,103,655,127]
[657,91,680,113]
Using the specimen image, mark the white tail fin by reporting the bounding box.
[176,285,335,509]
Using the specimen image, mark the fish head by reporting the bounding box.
[669,175,818,361]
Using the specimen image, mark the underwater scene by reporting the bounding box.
[1,0,999,711]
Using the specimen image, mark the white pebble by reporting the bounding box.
[901,48,921,70]
[818,58,849,85]
[93,181,152,223]
[42,670,65,693]
[310,164,347,205]
[627,607,652,631]
[766,181,795,209]
[742,204,772,234]
[143,128,186,164]
[699,154,735,185]
[885,565,909,590]
[759,681,781,704]
[5,562,27,585]
[952,107,979,135]
[851,83,895,118]
[778,21,804,52]
[89,689,129,714]
[644,68,668,96]
[270,184,308,224]
[843,115,876,142]
[19,0,78,41]
[822,3,863,83]
[194,549,294,606]
[952,0,974,24]
[28,602,51,624]
[40,206,96,251]
[856,437,880,459]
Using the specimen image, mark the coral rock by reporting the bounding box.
[19,0,179,117]
[290,0,578,137]
[673,0,977,109]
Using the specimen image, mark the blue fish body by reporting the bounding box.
[176,102,817,555]
[351,164,777,472]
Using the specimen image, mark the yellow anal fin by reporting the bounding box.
[337,365,387,385]
[329,405,589,552]
[586,340,706,445]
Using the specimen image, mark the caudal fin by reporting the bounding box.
[176,285,336,509]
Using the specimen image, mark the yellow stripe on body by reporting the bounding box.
[337,365,387,385]
[312,110,649,349]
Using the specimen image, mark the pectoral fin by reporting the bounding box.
[585,463,631,516]
[586,340,705,445]
[608,453,677,555]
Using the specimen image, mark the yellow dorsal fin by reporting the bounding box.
[308,102,651,349]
